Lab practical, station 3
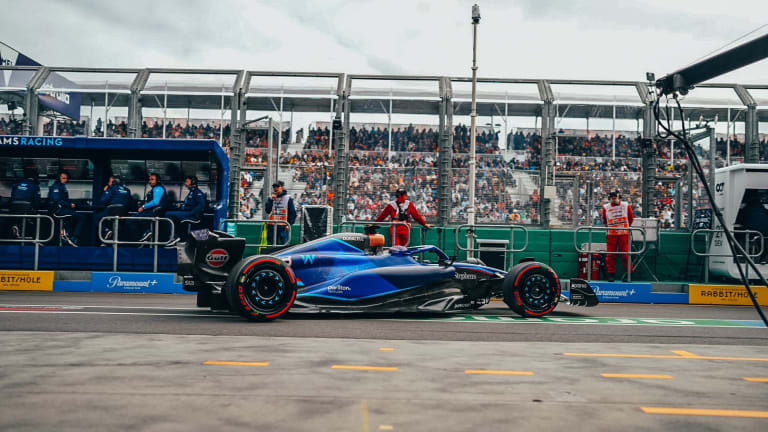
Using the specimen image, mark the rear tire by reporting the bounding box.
[225,256,296,322]
[503,262,560,317]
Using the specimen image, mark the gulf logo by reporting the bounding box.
[206,249,230,268]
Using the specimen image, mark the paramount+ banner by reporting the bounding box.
[689,284,768,306]
[0,271,54,291]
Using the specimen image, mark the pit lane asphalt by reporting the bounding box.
[2,291,768,432]
[0,291,766,345]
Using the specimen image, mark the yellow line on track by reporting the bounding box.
[333,365,399,371]
[564,352,768,362]
[361,400,369,432]
[379,426,394,430]
[668,350,698,357]
[744,377,768,382]
[465,370,534,375]
[379,348,395,351]
[602,373,673,379]
[203,361,270,366]
[641,407,768,418]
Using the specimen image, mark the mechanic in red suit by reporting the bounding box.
[601,190,634,282]
[375,187,431,246]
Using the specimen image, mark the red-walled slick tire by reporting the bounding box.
[225,256,296,322]
[503,261,561,317]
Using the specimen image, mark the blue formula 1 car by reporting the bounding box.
[177,230,598,322]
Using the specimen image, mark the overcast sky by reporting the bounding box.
[3,0,768,135]
[5,0,768,82]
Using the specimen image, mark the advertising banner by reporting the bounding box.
[689,284,768,306]
[0,41,81,120]
[589,282,653,303]
[90,272,185,294]
[0,270,54,291]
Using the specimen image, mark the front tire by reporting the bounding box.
[225,256,297,322]
[503,262,560,317]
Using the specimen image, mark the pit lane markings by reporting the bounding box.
[400,315,766,328]
[465,370,534,376]
[641,407,768,419]
[203,361,269,367]
[332,365,399,371]
[744,377,768,382]
[565,349,768,362]
[601,373,673,379]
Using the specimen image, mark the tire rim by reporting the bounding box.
[243,269,287,312]
[520,273,555,313]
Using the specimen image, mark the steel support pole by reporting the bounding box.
[538,97,555,227]
[641,99,657,219]
[467,18,479,237]
[388,90,392,160]
[726,107,731,165]
[674,178,682,229]
[23,67,49,136]
[331,76,348,225]
[745,104,759,163]
[227,72,246,220]
[128,69,149,139]
[437,77,453,226]
[101,83,109,137]
[687,158,693,230]
[612,104,616,160]
[709,126,716,192]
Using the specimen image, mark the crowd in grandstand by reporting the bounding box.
[3,114,767,227]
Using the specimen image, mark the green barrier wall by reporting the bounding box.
[228,223,706,283]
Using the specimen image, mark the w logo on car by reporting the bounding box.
[301,255,316,265]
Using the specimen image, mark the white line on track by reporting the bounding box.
[0,304,201,311]
[0,310,237,317]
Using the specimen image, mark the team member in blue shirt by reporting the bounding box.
[93,175,132,245]
[48,171,85,246]
[165,176,207,245]
[137,173,170,241]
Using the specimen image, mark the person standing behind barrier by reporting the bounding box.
[265,180,296,246]
[48,171,85,246]
[137,173,170,241]
[165,176,206,245]
[374,187,431,246]
[601,190,634,282]
[93,175,132,244]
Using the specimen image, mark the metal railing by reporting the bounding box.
[98,216,175,272]
[454,224,529,271]
[690,229,765,258]
[218,219,291,248]
[691,228,765,283]
[339,220,412,246]
[0,214,54,270]
[574,226,647,282]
